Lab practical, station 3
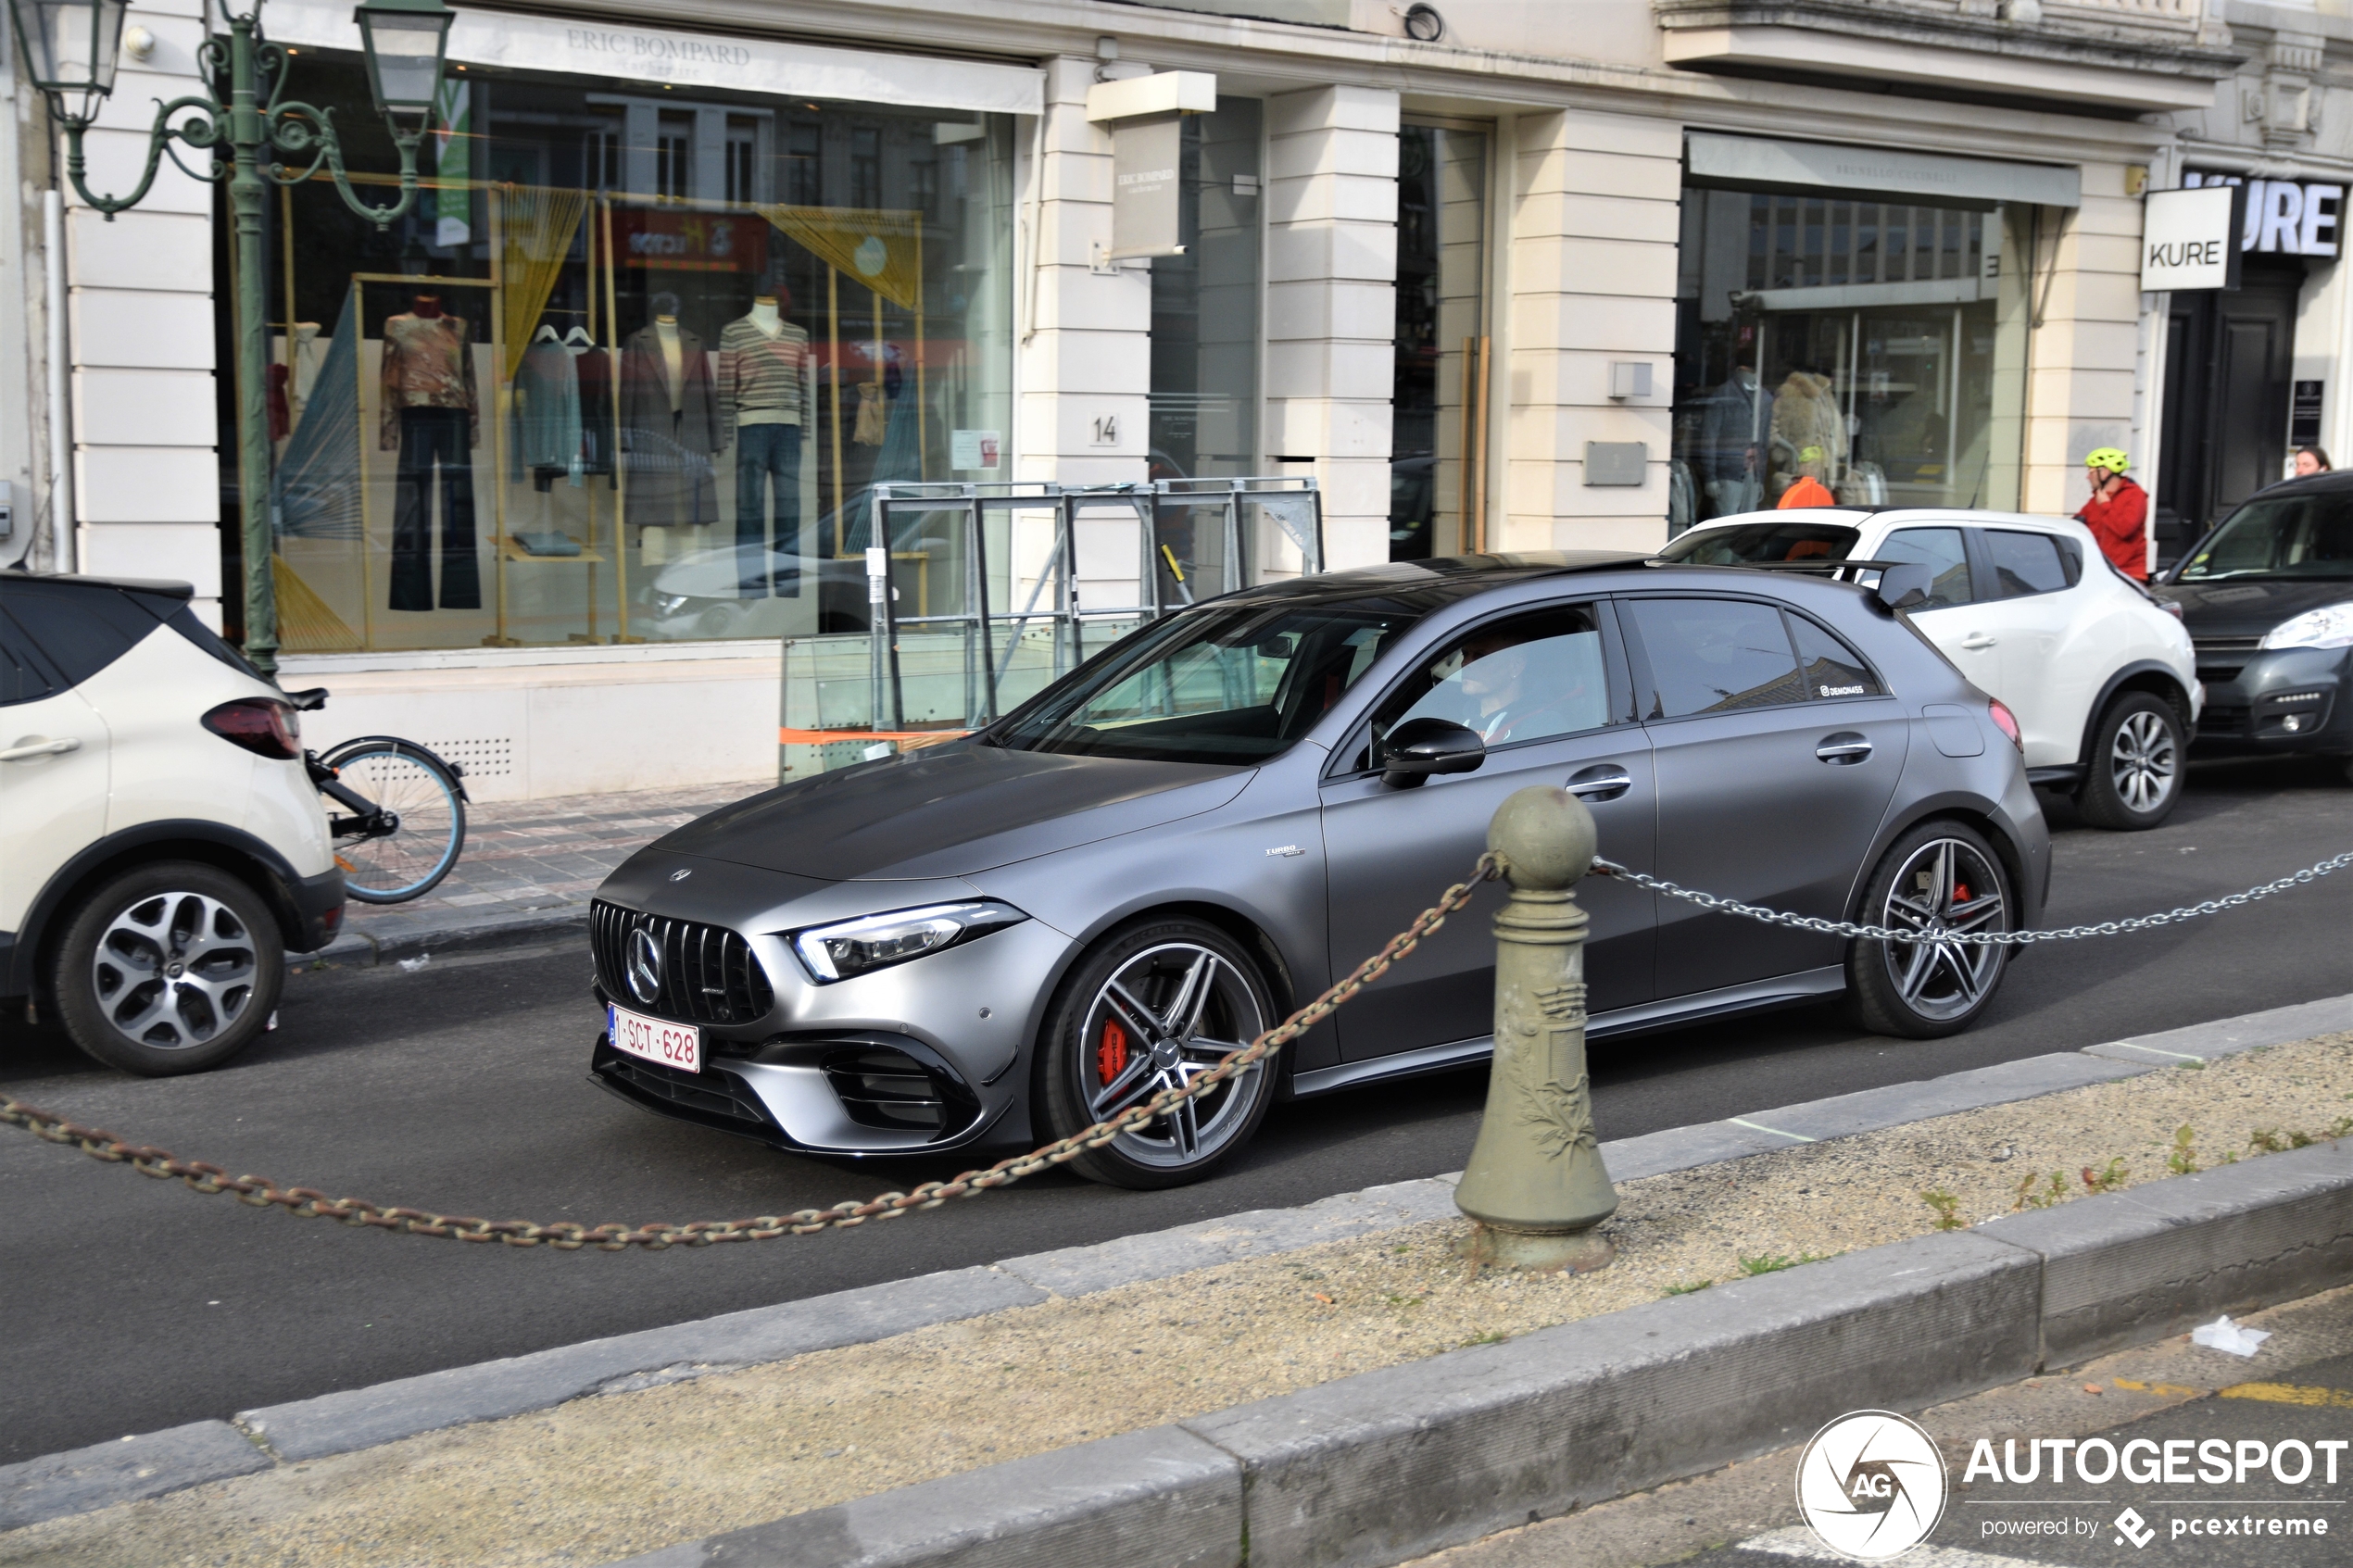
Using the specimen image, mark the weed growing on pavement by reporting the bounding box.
[2081,1157,2129,1195]
[2168,1123,2199,1175]
[1663,1279,1715,1297]
[2011,1171,2069,1210]
[1462,1331,1508,1348]
[1737,1250,1837,1276]
[1921,1189,1965,1230]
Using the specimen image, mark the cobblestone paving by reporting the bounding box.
[339,778,772,946]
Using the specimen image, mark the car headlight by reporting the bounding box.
[2258,603,2353,651]
[653,592,691,616]
[787,901,1027,983]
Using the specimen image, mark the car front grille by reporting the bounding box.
[591,900,775,1025]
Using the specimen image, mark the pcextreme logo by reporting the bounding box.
[1796,1411,1950,1560]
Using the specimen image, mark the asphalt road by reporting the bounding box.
[3,757,2349,1463]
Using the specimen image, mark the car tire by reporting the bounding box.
[50,861,284,1076]
[1845,822,2015,1040]
[2074,691,2184,831]
[1034,918,1277,1190]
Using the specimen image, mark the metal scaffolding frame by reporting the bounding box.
[855,475,1323,736]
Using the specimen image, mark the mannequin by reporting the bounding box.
[719,286,812,597]
[620,291,720,541]
[1698,362,1772,520]
[381,292,482,611]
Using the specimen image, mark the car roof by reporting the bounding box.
[1223,551,1653,609]
[4,571,196,599]
[2244,470,2353,497]
[1681,507,2082,533]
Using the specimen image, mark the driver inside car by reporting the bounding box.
[1423,621,1608,746]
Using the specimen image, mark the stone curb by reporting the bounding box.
[619,1140,2353,1568]
[4,992,2345,1531]
[296,905,590,971]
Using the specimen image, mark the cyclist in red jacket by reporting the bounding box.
[2076,447,2148,581]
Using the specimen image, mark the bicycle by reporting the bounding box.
[284,689,470,904]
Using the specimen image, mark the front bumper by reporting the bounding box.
[585,872,1075,1157]
[2188,646,2352,757]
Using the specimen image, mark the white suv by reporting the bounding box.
[1,572,345,1073]
[1661,509,2200,829]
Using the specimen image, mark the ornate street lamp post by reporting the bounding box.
[7,0,453,676]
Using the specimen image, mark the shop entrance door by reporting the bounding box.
[2156,259,2303,561]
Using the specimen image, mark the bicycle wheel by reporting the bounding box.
[321,739,468,904]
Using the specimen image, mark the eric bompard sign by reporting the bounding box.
[2142,185,2243,293]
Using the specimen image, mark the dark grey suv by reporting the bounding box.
[588,553,2049,1187]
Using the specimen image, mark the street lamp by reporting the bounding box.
[5,0,454,677]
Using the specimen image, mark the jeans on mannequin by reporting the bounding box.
[735,422,802,598]
[389,407,482,611]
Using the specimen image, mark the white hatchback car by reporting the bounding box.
[1660,508,2200,829]
[1,572,345,1073]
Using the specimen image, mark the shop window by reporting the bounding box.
[1390,123,1489,561]
[1673,182,2030,534]
[245,53,1014,653]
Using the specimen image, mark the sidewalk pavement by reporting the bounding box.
[330,779,769,957]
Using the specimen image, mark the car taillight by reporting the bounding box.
[202,697,301,759]
[1987,698,2022,750]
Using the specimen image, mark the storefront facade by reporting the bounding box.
[16,0,2346,794]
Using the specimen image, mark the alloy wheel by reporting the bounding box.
[1876,838,2008,1023]
[1078,941,1268,1171]
[90,891,261,1048]
[2108,709,2178,815]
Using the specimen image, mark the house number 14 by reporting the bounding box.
[1091,415,1119,446]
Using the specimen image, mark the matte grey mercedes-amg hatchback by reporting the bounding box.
[589,552,2048,1187]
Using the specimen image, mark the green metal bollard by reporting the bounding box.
[1453,785,1619,1273]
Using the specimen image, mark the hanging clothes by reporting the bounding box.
[619,322,720,528]
[573,345,616,482]
[511,337,584,490]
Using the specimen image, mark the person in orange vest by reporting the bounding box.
[1777,474,1837,508]
[2076,447,2149,581]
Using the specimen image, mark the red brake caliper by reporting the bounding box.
[1097,1019,1129,1085]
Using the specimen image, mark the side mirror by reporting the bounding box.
[1876,562,1933,612]
[1380,717,1486,789]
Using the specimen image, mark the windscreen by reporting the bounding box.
[986,596,1428,763]
[2177,492,2353,581]
[1655,521,1861,566]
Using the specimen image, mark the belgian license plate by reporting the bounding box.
[609,1003,700,1074]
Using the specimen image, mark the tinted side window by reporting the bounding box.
[1623,597,1806,720]
[1787,612,1884,698]
[1878,528,1973,608]
[1984,530,2070,597]
[162,606,263,679]
[0,607,62,707]
[0,582,157,687]
[1360,604,1620,770]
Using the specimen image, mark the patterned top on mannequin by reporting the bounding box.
[380,296,479,450]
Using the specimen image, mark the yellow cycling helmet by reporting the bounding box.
[2083,446,2132,472]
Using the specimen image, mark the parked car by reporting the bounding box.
[2153,472,2353,778]
[1661,508,2199,829]
[0,573,344,1074]
[586,551,2048,1187]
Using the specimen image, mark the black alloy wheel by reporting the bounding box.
[2075,691,2184,832]
[1846,822,2015,1039]
[50,860,284,1075]
[1035,918,1277,1189]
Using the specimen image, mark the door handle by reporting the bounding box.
[1566,764,1633,802]
[1959,633,1997,649]
[1815,734,1872,764]
[0,736,81,763]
